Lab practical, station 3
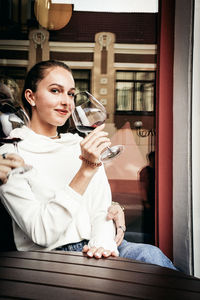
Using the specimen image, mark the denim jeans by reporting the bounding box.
[56,239,89,252]
[118,239,177,270]
[57,239,177,270]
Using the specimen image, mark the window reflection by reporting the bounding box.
[116,71,155,113]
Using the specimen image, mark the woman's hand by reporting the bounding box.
[82,245,118,259]
[0,153,25,185]
[80,124,111,169]
[69,124,111,195]
[107,203,126,246]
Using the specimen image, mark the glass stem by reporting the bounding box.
[13,141,18,153]
[107,147,114,154]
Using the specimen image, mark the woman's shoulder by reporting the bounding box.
[9,126,31,139]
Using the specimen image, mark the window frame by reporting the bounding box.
[72,69,91,93]
[115,70,156,116]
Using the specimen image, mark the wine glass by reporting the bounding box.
[72,91,124,162]
[0,98,32,173]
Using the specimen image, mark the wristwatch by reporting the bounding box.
[118,225,126,232]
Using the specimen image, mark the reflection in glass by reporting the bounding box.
[116,71,155,113]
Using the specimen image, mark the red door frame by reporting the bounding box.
[156,0,175,259]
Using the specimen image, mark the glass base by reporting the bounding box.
[100,145,124,163]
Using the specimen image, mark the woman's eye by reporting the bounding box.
[51,88,59,94]
[68,92,75,97]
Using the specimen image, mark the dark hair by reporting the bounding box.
[22,60,72,118]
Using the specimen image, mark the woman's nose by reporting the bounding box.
[61,94,75,111]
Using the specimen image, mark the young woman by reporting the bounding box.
[0,60,119,258]
[0,60,177,269]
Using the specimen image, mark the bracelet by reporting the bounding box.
[79,155,102,168]
[112,201,125,211]
[118,225,126,233]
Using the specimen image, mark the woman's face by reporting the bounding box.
[27,66,75,130]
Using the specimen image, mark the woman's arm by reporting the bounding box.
[107,203,126,246]
[0,125,118,255]
[80,166,119,258]
[69,124,110,195]
[0,168,91,249]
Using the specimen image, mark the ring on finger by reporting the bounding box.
[2,153,7,159]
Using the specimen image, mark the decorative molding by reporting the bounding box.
[49,42,95,53]
[100,77,108,84]
[98,33,112,51]
[114,63,157,69]
[30,30,47,49]
[61,61,93,67]
[0,59,28,66]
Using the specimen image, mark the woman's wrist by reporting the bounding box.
[79,155,102,168]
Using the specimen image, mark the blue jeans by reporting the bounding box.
[57,239,177,270]
[118,239,177,270]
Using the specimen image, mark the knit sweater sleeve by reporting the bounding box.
[84,166,118,254]
[0,167,90,248]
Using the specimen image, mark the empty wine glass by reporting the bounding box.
[0,97,32,173]
[72,91,124,162]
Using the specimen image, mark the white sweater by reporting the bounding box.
[0,126,118,253]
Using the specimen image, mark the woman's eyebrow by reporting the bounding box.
[48,83,63,88]
[69,87,76,92]
[48,84,76,91]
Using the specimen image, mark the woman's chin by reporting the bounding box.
[53,120,68,127]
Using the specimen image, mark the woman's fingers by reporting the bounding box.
[0,170,9,185]
[82,245,89,252]
[82,132,110,153]
[82,245,114,259]
[6,153,25,168]
[0,153,26,185]
[6,153,25,164]
[83,123,105,141]
[80,124,111,163]
[0,153,25,168]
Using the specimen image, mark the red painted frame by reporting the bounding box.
[156,0,175,259]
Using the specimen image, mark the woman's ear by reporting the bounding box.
[24,89,36,107]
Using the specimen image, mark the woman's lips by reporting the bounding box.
[55,109,68,115]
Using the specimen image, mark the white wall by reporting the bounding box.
[192,0,200,278]
[73,0,158,12]
[173,0,193,274]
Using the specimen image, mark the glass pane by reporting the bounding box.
[141,82,154,111]
[136,72,155,81]
[72,70,90,79]
[116,71,135,81]
[134,83,142,111]
[134,82,154,111]
[113,70,156,245]
[75,81,89,92]
[116,82,133,111]
[72,69,91,93]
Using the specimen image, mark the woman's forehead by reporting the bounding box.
[41,66,75,86]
